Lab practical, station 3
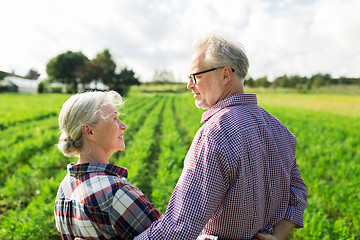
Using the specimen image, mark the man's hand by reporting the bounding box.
[255,219,295,240]
[256,232,279,240]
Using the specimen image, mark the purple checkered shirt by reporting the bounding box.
[54,162,162,239]
[136,94,307,240]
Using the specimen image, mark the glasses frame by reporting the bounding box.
[188,66,235,84]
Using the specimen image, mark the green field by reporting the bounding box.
[0,89,359,239]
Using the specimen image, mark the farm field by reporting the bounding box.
[0,90,359,239]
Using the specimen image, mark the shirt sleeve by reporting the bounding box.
[110,184,162,239]
[284,159,308,228]
[135,134,228,240]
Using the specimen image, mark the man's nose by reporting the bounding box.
[187,78,194,89]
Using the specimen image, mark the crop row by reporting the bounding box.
[0,166,67,239]
[173,95,203,143]
[151,97,189,212]
[118,97,166,197]
[0,117,60,186]
[110,96,162,162]
[0,146,72,220]
[0,94,69,130]
[0,116,58,149]
[0,112,73,238]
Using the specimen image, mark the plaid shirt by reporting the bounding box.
[54,163,162,239]
[136,94,307,240]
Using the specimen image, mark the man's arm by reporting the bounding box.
[134,135,229,239]
[284,160,308,228]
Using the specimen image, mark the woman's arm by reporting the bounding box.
[110,184,163,239]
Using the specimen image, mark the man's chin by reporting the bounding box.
[195,100,209,110]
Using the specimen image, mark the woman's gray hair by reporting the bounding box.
[57,90,124,157]
[193,32,249,82]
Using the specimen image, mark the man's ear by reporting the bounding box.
[82,124,95,141]
[221,66,233,84]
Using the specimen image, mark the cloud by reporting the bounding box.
[241,0,360,78]
[0,0,359,82]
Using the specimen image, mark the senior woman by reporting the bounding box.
[54,91,162,239]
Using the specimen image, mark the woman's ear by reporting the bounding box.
[82,124,95,141]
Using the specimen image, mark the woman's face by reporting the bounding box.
[92,103,127,156]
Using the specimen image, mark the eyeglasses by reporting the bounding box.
[188,66,235,84]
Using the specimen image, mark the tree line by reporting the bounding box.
[1,56,359,94]
[245,74,359,92]
[44,49,140,94]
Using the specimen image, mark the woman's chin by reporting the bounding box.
[119,144,126,151]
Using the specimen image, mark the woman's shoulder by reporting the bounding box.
[94,173,130,193]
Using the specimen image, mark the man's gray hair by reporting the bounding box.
[193,32,249,82]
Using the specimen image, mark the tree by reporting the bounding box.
[279,75,289,88]
[25,69,40,80]
[245,77,255,87]
[105,67,140,95]
[290,75,307,87]
[46,51,88,93]
[89,49,116,84]
[312,75,324,88]
[255,76,270,88]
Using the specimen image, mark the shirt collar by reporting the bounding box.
[67,162,128,179]
[201,94,258,123]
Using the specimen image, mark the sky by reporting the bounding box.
[1,0,359,82]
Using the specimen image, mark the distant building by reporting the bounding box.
[84,80,109,91]
[1,76,38,93]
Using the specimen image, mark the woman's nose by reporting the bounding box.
[120,121,127,130]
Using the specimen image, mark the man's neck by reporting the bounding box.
[218,81,245,103]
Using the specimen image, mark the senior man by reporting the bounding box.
[135,32,307,240]
[74,32,307,240]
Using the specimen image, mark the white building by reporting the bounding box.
[2,76,38,93]
[85,80,109,91]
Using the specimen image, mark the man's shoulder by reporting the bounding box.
[204,104,262,136]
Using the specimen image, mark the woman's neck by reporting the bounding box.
[78,146,109,164]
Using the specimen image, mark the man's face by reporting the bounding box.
[187,50,223,109]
